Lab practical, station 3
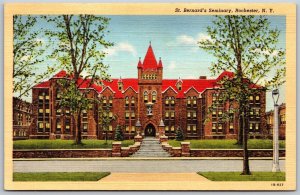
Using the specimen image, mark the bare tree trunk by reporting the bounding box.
[241,106,251,175]
[237,104,243,145]
[74,113,82,144]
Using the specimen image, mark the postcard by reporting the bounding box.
[4,3,296,190]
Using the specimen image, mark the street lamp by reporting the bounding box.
[272,89,280,172]
[135,118,142,136]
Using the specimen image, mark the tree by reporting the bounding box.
[13,15,56,98]
[114,125,124,141]
[98,106,116,144]
[175,126,184,141]
[46,15,113,144]
[199,16,285,175]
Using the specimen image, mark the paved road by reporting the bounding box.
[14,159,285,173]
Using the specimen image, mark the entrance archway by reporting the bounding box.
[144,123,156,137]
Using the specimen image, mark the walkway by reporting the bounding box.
[14,159,285,173]
[131,137,171,157]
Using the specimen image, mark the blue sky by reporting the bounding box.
[17,15,286,111]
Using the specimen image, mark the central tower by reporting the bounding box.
[137,43,163,137]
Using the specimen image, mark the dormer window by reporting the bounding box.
[117,77,123,91]
[176,77,183,91]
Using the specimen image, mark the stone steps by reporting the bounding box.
[131,137,171,157]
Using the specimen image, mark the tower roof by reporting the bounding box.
[142,44,158,69]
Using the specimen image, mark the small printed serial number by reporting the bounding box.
[271,183,284,186]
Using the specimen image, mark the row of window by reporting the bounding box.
[142,74,158,80]
[15,113,31,126]
[144,91,157,103]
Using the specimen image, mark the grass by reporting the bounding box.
[198,172,285,181]
[13,172,110,181]
[168,139,285,149]
[13,139,134,149]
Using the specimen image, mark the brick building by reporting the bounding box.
[266,103,286,140]
[13,97,33,140]
[30,44,266,140]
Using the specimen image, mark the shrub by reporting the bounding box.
[114,125,124,141]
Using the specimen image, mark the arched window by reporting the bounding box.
[171,97,175,106]
[165,96,169,105]
[193,96,197,106]
[152,91,157,103]
[131,97,135,106]
[109,96,113,107]
[144,91,148,102]
[125,96,129,106]
[102,97,107,105]
[187,96,191,106]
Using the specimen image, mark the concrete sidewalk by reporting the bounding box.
[100,173,211,182]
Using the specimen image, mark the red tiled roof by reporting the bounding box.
[33,69,260,98]
[33,80,50,88]
[142,45,158,69]
[162,79,217,98]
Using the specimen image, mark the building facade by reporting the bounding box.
[30,44,266,140]
[13,97,33,140]
[266,103,286,140]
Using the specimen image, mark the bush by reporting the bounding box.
[114,125,124,141]
[175,126,184,141]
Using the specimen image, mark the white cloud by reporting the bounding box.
[176,35,196,45]
[175,33,211,46]
[167,61,176,70]
[105,42,137,57]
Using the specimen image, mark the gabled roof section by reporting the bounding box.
[33,81,50,88]
[184,86,199,94]
[52,70,67,78]
[162,86,178,94]
[123,86,138,94]
[143,45,158,69]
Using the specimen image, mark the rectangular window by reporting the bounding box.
[165,126,169,132]
[39,95,44,100]
[193,100,197,105]
[109,112,113,119]
[187,112,191,118]
[212,123,217,133]
[125,99,129,106]
[249,123,253,131]
[255,123,259,131]
[193,112,197,118]
[165,99,169,105]
[218,110,223,117]
[187,125,191,131]
[170,112,175,119]
[171,100,175,106]
[131,126,135,132]
[131,99,135,106]
[125,125,130,132]
[109,99,113,106]
[109,125,113,131]
[83,123,88,132]
[192,125,197,131]
[125,112,130,119]
[39,109,43,113]
[38,122,44,129]
[187,100,191,105]
[45,95,49,100]
[131,112,135,119]
[171,126,175,131]
[45,109,50,113]
[249,95,253,101]
[165,112,169,117]
[212,110,217,117]
[255,95,260,101]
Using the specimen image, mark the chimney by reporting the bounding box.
[199,76,207,79]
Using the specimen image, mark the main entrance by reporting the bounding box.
[144,124,156,137]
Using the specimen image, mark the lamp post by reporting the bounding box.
[272,89,280,172]
[135,118,142,136]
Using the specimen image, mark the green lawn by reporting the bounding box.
[198,172,285,181]
[168,139,285,149]
[13,172,110,181]
[13,139,134,149]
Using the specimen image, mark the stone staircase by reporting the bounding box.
[131,137,171,157]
